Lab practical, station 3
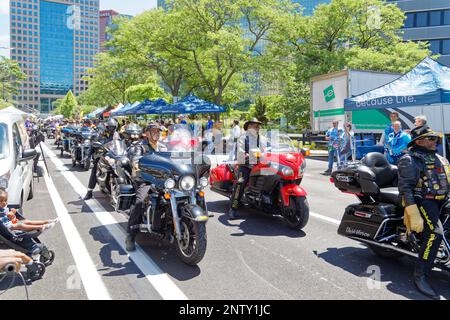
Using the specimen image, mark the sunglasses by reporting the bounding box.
[420,136,438,142]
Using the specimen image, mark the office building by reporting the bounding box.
[388,0,450,66]
[99,10,132,52]
[293,0,331,16]
[10,0,100,113]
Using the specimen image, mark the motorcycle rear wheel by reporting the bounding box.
[175,217,207,266]
[283,196,309,231]
[83,158,91,171]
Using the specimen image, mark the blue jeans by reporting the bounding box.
[327,148,340,171]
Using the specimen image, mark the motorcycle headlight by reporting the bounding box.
[84,139,91,146]
[199,177,208,188]
[164,178,176,190]
[180,175,195,191]
[281,167,294,177]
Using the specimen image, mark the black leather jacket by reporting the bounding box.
[398,146,450,207]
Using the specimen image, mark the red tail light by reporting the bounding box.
[329,177,334,183]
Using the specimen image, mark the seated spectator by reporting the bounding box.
[0,189,58,234]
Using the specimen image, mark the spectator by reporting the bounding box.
[385,121,411,164]
[378,111,399,147]
[323,120,343,175]
[229,120,241,160]
[206,115,214,130]
[340,123,355,166]
[414,115,427,128]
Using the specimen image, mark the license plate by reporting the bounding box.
[336,174,354,183]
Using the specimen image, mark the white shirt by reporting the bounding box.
[232,125,241,140]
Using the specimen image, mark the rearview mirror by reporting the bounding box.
[20,149,37,162]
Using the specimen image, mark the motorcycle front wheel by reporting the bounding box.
[83,157,91,171]
[175,217,207,266]
[283,196,309,231]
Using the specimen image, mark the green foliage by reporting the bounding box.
[125,74,168,103]
[0,99,9,110]
[52,91,78,118]
[0,57,25,102]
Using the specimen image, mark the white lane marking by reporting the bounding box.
[309,211,340,225]
[42,160,111,300]
[41,143,188,300]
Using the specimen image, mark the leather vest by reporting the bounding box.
[412,151,450,201]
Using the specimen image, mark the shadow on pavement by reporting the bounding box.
[208,200,306,238]
[316,246,450,300]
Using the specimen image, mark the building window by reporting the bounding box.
[429,11,442,26]
[443,39,450,55]
[416,12,428,27]
[444,10,450,25]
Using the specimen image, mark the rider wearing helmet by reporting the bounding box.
[84,118,118,200]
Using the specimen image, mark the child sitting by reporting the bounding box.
[0,189,58,234]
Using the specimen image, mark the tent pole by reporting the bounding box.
[441,103,447,159]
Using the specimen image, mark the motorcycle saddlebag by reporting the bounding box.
[117,184,135,211]
[337,203,401,240]
[210,164,234,191]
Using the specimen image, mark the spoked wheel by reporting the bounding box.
[175,217,207,266]
[26,262,46,281]
[283,196,309,231]
[83,158,91,171]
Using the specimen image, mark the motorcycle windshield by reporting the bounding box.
[160,124,204,165]
[266,133,296,153]
[106,139,127,157]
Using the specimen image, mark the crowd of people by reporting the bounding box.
[322,112,446,175]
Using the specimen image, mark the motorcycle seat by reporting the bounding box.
[378,188,399,205]
[361,152,398,188]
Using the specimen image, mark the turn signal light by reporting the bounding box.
[164,193,171,200]
[198,191,205,198]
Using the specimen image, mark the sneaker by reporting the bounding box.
[42,222,56,232]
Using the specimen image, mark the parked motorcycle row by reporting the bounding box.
[38,120,450,299]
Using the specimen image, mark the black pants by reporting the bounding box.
[230,166,251,210]
[127,182,151,236]
[416,200,446,275]
[87,158,100,190]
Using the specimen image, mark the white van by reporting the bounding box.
[0,111,36,207]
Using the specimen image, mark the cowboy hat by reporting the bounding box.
[407,125,442,148]
[244,118,262,131]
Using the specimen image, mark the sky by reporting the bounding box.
[0,0,157,57]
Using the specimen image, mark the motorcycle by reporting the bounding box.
[46,126,56,139]
[94,138,134,210]
[209,133,310,230]
[122,126,211,265]
[70,127,96,171]
[60,126,77,157]
[331,152,450,270]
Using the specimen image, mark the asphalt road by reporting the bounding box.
[2,140,450,300]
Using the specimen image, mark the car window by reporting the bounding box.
[0,123,9,160]
[12,123,23,163]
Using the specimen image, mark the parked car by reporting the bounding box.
[0,111,37,207]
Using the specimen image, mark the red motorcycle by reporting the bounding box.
[209,134,310,230]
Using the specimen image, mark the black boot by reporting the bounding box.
[228,208,241,220]
[84,190,93,200]
[125,235,136,252]
[414,270,439,300]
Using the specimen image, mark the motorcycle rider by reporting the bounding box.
[398,125,450,300]
[125,123,167,251]
[228,118,268,220]
[84,118,118,200]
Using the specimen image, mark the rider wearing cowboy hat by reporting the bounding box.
[398,125,450,299]
[228,118,268,220]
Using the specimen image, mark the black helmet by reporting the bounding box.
[105,118,118,133]
[124,123,142,140]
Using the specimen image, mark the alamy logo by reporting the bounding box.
[67,5,81,30]
[323,85,335,103]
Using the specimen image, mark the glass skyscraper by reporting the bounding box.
[10,0,100,113]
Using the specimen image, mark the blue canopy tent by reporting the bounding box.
[85,106,107,119]
[134,99,157,115]
[168,94,226,114]
[113,101,141,116]
[111,103,131,116]
[344,57,450,158]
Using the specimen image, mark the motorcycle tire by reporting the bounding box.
[83,158,91,171]
[175,217,207,266]
[368,244,402,259]
[284,196,309,231]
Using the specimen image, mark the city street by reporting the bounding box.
[2,140,450,300]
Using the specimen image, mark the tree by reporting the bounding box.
[125,74,168,102]
[78,51,153,107]
[0,57,25,102]
[53,90,78,118]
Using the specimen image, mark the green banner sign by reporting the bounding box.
[323,85,336,102]
[313,108,345,117]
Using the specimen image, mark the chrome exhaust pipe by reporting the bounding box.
[348,236,418,258]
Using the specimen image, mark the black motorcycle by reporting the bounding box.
[94,138,134,210]
[46,126,56,139]
[331,152,450,270]
[71,127,95,171]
